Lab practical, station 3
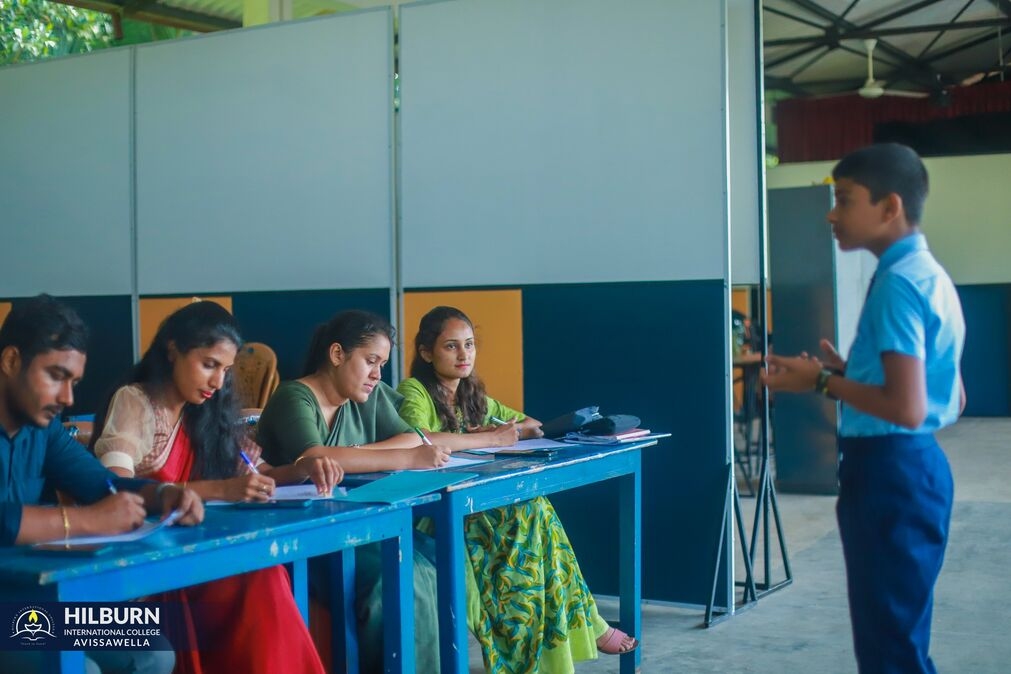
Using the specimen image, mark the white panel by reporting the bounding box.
[728,0,761,285]
[834,245,876,360]
[136,10,392,294]
[400,0,729,286]
[0,51,133,297]
[768,154,1011,285]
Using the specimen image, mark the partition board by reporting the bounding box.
[728,0,762,285]
[135,10,394,295]
[399,0,730,286]
[0,51,133,297]
[768,186,852,494]
[523,280,729,604]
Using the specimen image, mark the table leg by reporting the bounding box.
[434,494,468,674]
[290,558,310,627]
[58,650,85,674]
[382,516,415,674]
[330,548,357,674]
[618,458,642,674]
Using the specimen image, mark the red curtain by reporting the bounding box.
[775,80,1011,162]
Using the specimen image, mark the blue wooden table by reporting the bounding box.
[0,496,436,674]
[418,440,657,674]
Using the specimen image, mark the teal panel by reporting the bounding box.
[522,280,729,605]
[231,289,392,382]
[956,284,1011,416]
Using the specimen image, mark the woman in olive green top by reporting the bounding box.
[397,306,638,673]
[257,310,454,673]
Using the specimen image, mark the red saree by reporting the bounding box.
[150,425,325,674]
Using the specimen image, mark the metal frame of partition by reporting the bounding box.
[706,0,792,627]
[748,0,793,603]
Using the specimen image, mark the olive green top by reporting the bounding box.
[256,380,412,465]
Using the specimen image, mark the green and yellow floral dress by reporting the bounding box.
[398,377,610,674]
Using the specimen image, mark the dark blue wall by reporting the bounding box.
[232,289,392,382]
[60,295,135,416]
[522,280,729,605]
[957,283,1011,416]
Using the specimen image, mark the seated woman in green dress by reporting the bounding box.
[255,310,452,673]
[398,305,639,672]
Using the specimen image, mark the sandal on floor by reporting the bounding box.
[596,626,640,655]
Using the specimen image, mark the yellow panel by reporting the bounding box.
[403,290,524,412]
[766,289,773,333]
[731,288,750,316]
[0,302,11,329]
[139,296,233,355]
[731,288,773,332]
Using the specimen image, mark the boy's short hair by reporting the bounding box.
[0,294,89,365]
[832,143,929,225]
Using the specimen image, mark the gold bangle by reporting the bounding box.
[60,505,71,549]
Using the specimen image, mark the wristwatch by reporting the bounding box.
[814,368,838,400]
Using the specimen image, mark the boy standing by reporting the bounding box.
[763,143,965,674]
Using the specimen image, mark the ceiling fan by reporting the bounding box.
[856,39,928,99]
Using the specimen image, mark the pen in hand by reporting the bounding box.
[239,450,261,475]
[106,478,118,495]
[491,416,521,441]
[413,427,434,446]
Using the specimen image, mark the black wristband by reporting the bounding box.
[815,368,838,400]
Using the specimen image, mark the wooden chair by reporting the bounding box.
[233,342,280,409]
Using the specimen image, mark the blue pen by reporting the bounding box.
[239,450,261,475]
[106,479,118,495]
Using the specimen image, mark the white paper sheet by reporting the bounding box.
[204,484,348,506]
[36,509,183,546]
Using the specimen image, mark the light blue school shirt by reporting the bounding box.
[841,232,965,437]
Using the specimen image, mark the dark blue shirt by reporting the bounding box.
[0,418,150,545]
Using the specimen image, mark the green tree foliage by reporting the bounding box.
[118,17,191,45]
[1,0,114,65]
[1,0,192,66]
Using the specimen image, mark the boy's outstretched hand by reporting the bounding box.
[818,339,847,372]
[762,353,822,393]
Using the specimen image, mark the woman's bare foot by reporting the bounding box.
[596,626,639,654]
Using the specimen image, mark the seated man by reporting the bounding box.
[0,295,203,674]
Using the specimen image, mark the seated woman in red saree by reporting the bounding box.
[92,301,341,674]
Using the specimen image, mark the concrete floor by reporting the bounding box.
[468,417,1011,673]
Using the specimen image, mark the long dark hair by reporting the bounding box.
[302,310,395,377]
[410,306,487,432]
[92,301,245,480]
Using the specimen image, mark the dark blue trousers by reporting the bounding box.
[837,434,953,674]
